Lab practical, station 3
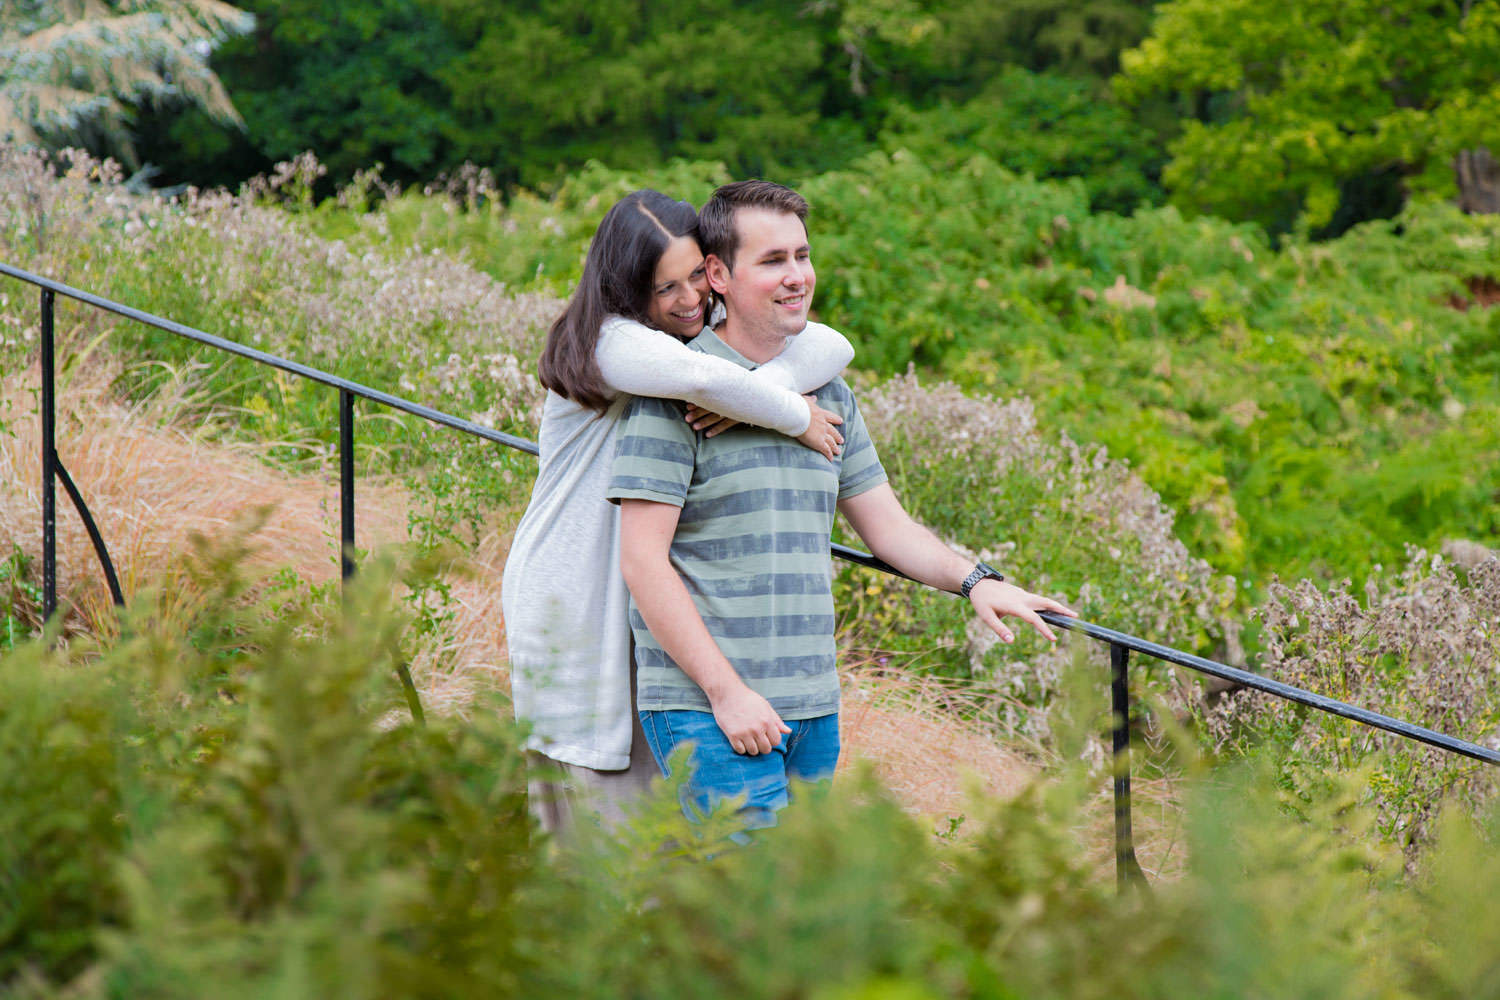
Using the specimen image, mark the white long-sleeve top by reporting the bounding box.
[500,316,855,769]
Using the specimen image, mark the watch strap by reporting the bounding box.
[960,561,1004,599]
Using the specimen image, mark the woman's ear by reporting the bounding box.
[705,253,731,294]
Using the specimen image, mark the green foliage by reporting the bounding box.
[878,68,1164,213]
[0,0,253,165]
[6,569,1500,999]
[432,0,856,187]
[129,0,1172,193]
[925,0,1158,81]
[0,637,126,983]
[1117,0,1500,233]
[800,156,1500,585]
[138,0,464,189]
[0,547,42,648]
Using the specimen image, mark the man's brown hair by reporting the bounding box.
[698,180,809,270]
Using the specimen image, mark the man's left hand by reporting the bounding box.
[969,579,1077,643]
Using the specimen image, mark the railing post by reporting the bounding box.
[338,387,424,726]
[339,388,355,581]
[1111,641,1146,890]
[40,289,57,623]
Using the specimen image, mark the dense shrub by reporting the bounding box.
[3,568,1500,998]
[878,68,1164,214]
[1210,547,1500,859]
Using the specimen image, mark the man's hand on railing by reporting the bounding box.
[969,578,1077,643]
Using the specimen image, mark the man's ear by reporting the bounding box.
[705,253,731,295]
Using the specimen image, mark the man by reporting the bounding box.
[607,180,1075,828]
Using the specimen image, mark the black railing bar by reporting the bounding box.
[830,542,909,580]
[339,388,356,581]
[40,287,57,621]
[1037,611,1500,766]
[53,456,126,607]
[1110,643,1147,888]
[0,263,539,457]
[834,543,1499,766]
[11,261,1494,767]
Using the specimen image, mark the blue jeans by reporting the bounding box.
[639,709,840,831]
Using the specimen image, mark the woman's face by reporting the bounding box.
[646,235,710,340]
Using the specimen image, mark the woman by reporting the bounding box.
[500,190,853,832]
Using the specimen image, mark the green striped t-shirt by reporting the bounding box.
[606,328,887,719]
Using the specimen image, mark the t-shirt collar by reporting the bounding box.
[690,326,758,370]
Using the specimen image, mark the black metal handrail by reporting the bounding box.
[7,261,1497,891]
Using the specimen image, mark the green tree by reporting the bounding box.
[136,0,463,190]
[0,0,252,164]
[433,0,848,188]
[878,67,1164,212]
[931,0,1158,83]
[1116,0,1500,233]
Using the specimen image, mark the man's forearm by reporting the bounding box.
[837,483,1076,643]
[871,518,971,592]
[839,485,971,591]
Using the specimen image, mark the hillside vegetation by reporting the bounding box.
[2,136,1499,1000]
[3,144,1496,838]
[309,152,1500,590]
[5,1,1500,994]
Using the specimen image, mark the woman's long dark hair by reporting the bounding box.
[538,190,701,411]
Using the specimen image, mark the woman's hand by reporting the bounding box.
[685,397,845,460]
[685,403,739,437]
[796,395,844,460]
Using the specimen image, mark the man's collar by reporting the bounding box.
[690,326,758,370]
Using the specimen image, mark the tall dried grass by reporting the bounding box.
[0,362,407,629]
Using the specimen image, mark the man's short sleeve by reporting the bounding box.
[606,395,697,507]
[831,386,887,501]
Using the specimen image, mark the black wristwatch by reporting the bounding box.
[960,561,1005,599]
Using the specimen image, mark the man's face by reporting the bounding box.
[708,207,815,341]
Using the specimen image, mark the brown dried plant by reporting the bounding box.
[1209,549,1500,857]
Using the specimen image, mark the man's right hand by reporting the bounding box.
[709,683,791,755]
[797,395,844,460]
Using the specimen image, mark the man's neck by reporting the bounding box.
[715,316,785,365]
